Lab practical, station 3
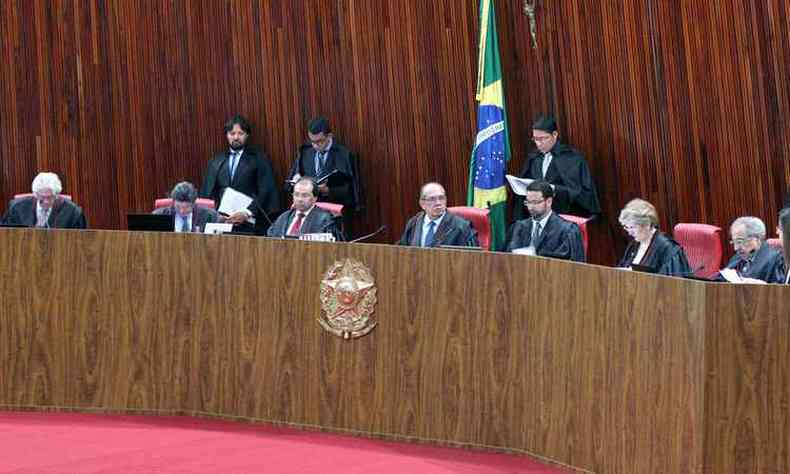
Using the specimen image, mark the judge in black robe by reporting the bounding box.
[506,180,585,262]
[398,182,478,248]
[616,198,691,276]
[285,117,363,236]
[199,115,280,233]
[719,241,785,284]
[617,232,691,276]
[3,195,87,229]
[267,176,343,241]
[514,116,601,221]
[716,216,785,284]
[267,207,343,241]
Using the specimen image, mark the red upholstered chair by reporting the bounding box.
[558,214,592,256]
[767,238,782,251]
[314,202,344,217]
[14,193,72,201]
[153,198,216,210]
[672,223,723,278]
[447,206,491,250]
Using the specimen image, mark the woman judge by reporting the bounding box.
[616,198,691,276]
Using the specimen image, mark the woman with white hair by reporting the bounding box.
[1,172,87,229]
[616,198,691,276]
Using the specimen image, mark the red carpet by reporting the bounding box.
[0,412,568,473]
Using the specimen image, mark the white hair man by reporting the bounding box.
[2,172,87,229]
[718,216,784,283]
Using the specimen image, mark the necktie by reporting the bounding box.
[531,221,542,246]
[289,212,305,236]
[542,153,552,178]
[180,215,190,233]
[229,151,239,180]
[315,151,325,175]
[36,208,49,228]
[424,221,436,247]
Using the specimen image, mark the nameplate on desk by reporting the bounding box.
[204,223,234,235]
[299,233,335,242]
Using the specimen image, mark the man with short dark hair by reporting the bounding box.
[153,181,219,233]
[285,117,362,236]
[718,216,784,283]
[515,115,600,220]
[398,182,478,248]
[506,180,585,261]
[200,115,280,232]
[2,172,87,229]
[267,177,343,240]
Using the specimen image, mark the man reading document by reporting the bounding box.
[200,115,280,233]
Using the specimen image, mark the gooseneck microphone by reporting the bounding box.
[349,225,387,244]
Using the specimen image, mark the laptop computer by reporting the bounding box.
[127,213,174,232]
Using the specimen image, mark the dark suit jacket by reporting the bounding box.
[285,141,363,212]
[617,231,691,276]
[199,146,281,218]
[152,206,219,232]
[2,196,87,229]
[505,212,585,262]
[266,207,344,241]
[515,142,601,220]
[720,241,785,283]
[398,211,479,248]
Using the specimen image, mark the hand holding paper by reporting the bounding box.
[506,175,534,196]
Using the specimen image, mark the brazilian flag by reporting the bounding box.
[467,0,510,251]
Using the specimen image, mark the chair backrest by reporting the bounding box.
[14,193,72,201]
[672,223,723,278]
[558,214,592,256]
[767,238,782,251]
[314,202,344,217]
[153,198,216,210]
[447,206,491,250]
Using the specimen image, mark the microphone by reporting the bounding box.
[673,264,706,278]
[349,225,387,244]
[251,198,276,232]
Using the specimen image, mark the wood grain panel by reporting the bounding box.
[2,1,789,264]
[0,229,752,472]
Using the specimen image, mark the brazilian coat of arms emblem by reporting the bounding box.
[318,258,378,339]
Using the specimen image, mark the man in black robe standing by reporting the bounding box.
[506,180,585,261]
[285,117,363,237]
[200,115,280,233]
[515,115,601,221]
[718,216,785,283]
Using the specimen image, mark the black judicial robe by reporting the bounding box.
[285,142,363,213]
[505,212,586,262]
[2,196,87,229]
[199,146,281,216]
[266,207,344,241]
[719,241,785,284]
[515,142,601,220]
[617,231,691,276]
[398,212,479,248]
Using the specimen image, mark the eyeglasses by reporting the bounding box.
[730,237,757,247]
[532,135,554,143]
[421,195,447,203]
[621,223,641,231]
[524,199,546,206]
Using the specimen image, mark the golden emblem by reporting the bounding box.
[319,258,378,339]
